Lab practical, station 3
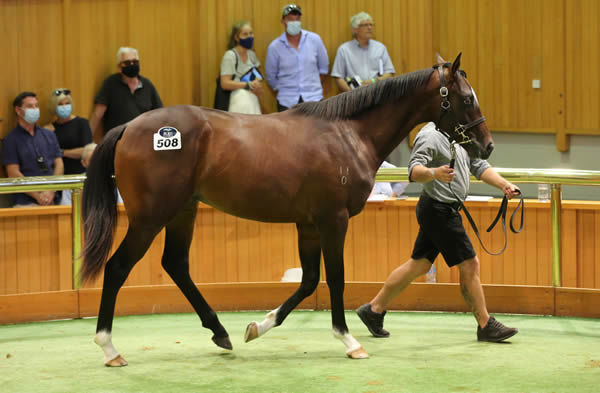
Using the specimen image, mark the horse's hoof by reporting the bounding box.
[212,335,233,350]
[347,347,369,359]
[244,322,259,342]
[105,355,128,367]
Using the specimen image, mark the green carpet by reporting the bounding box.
[1,311,598,393]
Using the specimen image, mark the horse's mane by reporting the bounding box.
[292,67,435,121]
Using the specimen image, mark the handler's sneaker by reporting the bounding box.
[356,303,390,338]
[477,316,518,342]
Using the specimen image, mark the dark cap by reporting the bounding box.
[282,4,302,18]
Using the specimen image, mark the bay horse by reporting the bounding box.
[81,54,493,366]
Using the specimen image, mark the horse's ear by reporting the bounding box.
[436,53,446,65]
[451,53,462,75]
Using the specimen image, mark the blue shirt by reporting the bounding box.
[2,125,62,205]
[331,39,395,82]
[265,30,329,108]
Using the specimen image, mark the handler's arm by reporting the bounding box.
[410,164,454,183]
[480,167,520,199]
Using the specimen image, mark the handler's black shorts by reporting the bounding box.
[411,193,476,267]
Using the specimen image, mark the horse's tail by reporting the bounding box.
[80,124,126,283]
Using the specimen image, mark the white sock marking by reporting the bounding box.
[256,308,279,337]
[94,330,120,364]
[333,329,362,355]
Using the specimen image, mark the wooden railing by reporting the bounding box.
[0,168,599,292]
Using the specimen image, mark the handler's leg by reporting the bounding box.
[458,256,518,342]
[356,258,431,338]
[370,258,432,313]
[457,256,489,327]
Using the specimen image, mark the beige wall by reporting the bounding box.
[2,0,598,153]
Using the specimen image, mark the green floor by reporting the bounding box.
[1,311,599,393]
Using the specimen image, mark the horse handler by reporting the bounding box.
[357,122,520,342]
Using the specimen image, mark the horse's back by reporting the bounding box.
[115,105,374,224]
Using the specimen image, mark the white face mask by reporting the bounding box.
[23,108,40,124]
[286,21,302,36]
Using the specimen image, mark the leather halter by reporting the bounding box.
[436,65,486,145]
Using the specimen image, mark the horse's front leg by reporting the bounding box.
[245,223,321,342]
[320,210,368,359]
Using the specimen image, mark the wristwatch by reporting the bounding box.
[244,82,250,90]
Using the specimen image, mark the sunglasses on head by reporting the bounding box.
[53,89,71,96]
[121,59,139,66]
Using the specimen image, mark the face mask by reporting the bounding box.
[122,64,140,78]
[286,21,302,36]
[239,36,254,49]
[56,104,72,119]
[23,108,40,124]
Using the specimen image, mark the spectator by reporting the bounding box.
[59,143,123,205]
[265,4,329,112]
[43,88,92,174]
[370,161,408,198]
[2,92,64,207]
[220,21,265,114]
[90,47,162,141]
[331,12,395,93]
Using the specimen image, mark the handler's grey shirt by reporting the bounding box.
[331,39,395,81]
[408,123,490,203]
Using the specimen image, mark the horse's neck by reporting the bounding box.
[356,97,431,164]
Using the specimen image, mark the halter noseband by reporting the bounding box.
[436,65,486,145]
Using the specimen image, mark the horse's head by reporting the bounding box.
[433,53,494,160]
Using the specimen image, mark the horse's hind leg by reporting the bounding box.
[245,223,321,342]
[161,201,231,350]
[94,224,161,366]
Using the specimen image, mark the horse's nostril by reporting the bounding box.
[487,142,494,154]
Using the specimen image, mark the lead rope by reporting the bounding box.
[446,142,525,256]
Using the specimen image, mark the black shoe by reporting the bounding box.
[477,316,518,342]
[356,303,390,338]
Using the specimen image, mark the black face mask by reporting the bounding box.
[122,64,140,78]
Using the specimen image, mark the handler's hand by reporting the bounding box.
[436,165,455,183]
[503,182,521,199]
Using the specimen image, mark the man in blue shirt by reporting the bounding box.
[331,12,396,93]
[2,92,64,206]
[265,4,330,112]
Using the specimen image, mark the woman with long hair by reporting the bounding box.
[219,21,264,114]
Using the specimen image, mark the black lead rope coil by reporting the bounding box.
[447,145,524,256]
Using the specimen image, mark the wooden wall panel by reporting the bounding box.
[565,0,600,132]
[0,0,19,170]
[66,0,128,121]
[438,0,565,134]
[1,0,599,147]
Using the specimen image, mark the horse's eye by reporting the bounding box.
[464,97,473,105]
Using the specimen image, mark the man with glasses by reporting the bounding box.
[331,12,395,93]
[90,47,163,141]
[265,4,329,112]
[2,92,64,207]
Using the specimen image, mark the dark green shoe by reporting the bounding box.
[356,303,390,338]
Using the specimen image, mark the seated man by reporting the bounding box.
[370,161,408,198]
[2,92,64,207]
[331,12,395,93]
